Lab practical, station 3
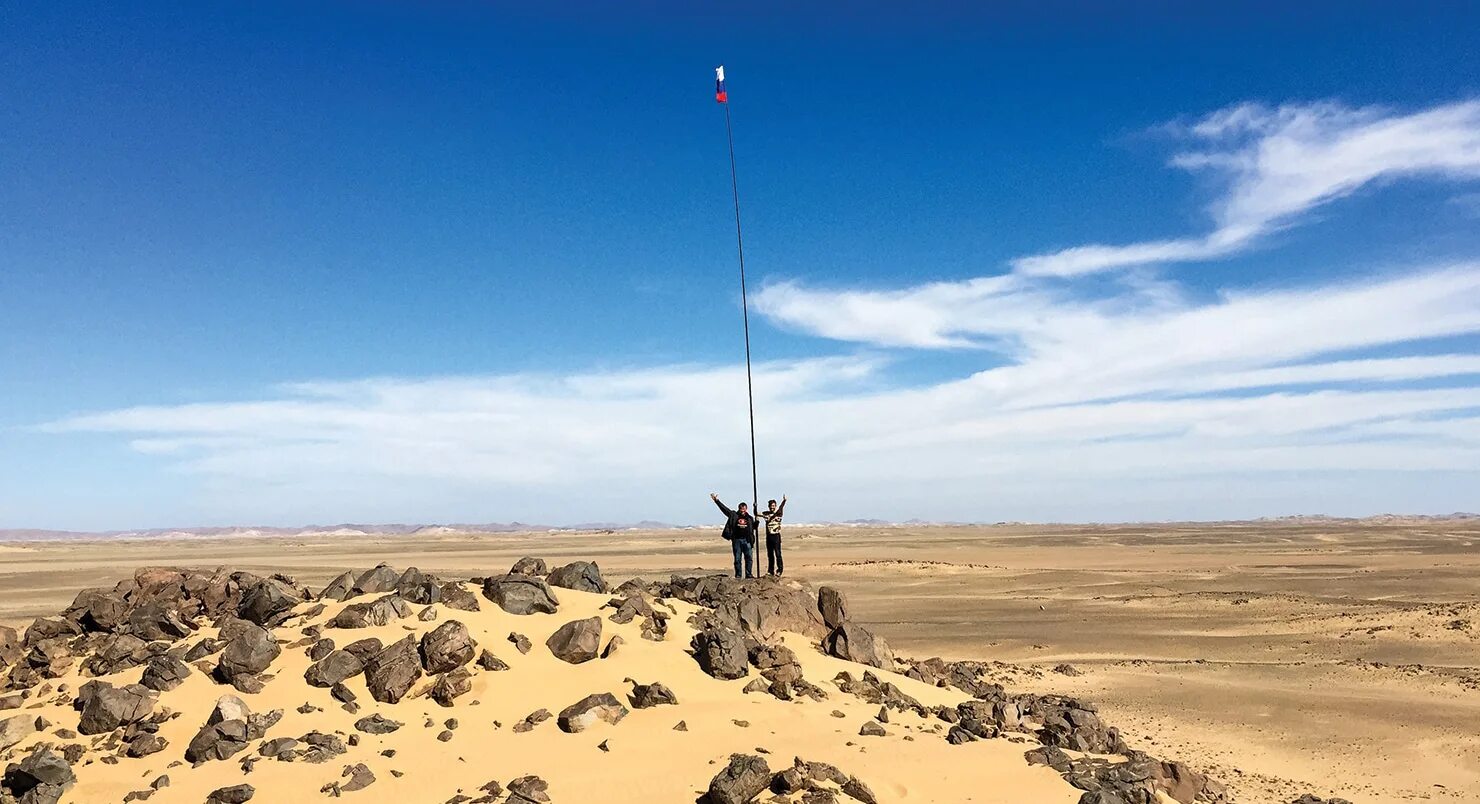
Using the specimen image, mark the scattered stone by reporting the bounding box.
[556,692,628,733]
[475,649,509,671]
[508,633,532,654]
[305,651,364,688]
[430,668,473,707]
[76,682,157,735]
[626,679,678,708]
[139,655,192,692]
[353,714,402,735]
[824,622,894,670]
[601,635,623,658]
[214,624,281,684]
[125,733,169,757]
[507,775,551,804]
[1052,663,1084,677]
[512,709,551,733]
[859,721,887,737]
[0,714,37,750]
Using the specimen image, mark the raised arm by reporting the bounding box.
[710,493,733,517]
[776,496,787,517]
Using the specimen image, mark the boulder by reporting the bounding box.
[330,596,408,629]
[307,638,335,661]
[237,578,301,626]
[556,692,628,733]
[482,575,559,615]
[351,564,399,596]
[545,561,608,594]
[667,575,826,639]
[208,694,253,726]
[205,784,255,803]
[509,557,547,576]
[2,747,75,804]
[429,668,472,707]
[185,719,250,762]
[817,586,849,629]
[67,589,130,633]
[439,583,481,612]
[126,602,195,642]
[214,624,281,683]
[419,620,477,674]
[303,651,364,688]
[508,632,532,654]
[705,753,771,804]
[363,636,421,704]
[507,775,551,804]
[319,571,356,601]
[76,682,157,735]
[340,638,383,663]
[476,649,509,671]
[125,733,168,758]
[394,567,441,605]
[690,627,749,680]
[139,655,192,692]
[545,617,602,664]
[824,622,894,669]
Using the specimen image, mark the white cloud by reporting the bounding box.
[1013,99,1480,276]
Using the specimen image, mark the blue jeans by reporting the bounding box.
[731,538,754,578]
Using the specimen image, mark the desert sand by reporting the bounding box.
[1,520,1477,803]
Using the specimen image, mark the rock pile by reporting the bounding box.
[704,753,877,804]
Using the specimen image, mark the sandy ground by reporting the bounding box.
[2,520,1478,803]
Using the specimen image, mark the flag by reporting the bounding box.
[715,65,728,104]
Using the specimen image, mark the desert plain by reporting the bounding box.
[0,519,1476,803]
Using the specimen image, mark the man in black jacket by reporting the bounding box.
[710,493,758,579]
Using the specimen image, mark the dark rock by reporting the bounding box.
[395,567,442,605]
[475,649,509,671]
[2,747,75,804]
[330,683,356,703]
[420,620,477,674]
[363,636,422,704]
[667,575,826,640]
[330,595,410,629]
[127,602,196,642]
[205,783,254,803]
[184,638,224,662]
[509,557,547,576]
[304,651,364,688]
[439,583,481,612]
[545,617,601,664]
[237,578,302,626]
[824,622,894,669]
[213,624,281,684]
[140,655,192,692]
[340,638,383,663]
[556,692,628,733]
[307,638,335,661]
[507,774,550,803]
[319,571,357,601]
[76,682,157,735]
[512,709,551,733]
[185,719,250,763]
[842,776,877,804]
[546,561,608,594]
[817,586,849,629]
[125,733,168,758]
[353,714,403,734]
[482,575,559,615]
[341,762,375,792]
[691,627,749,680]
[351,564,399,596]
[430,668,473,707]
[706,753,771,804]
[859,721,886,737]
[508,633,532,654]
[627,680,679,708]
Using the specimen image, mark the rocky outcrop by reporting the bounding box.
[667,575,826,640]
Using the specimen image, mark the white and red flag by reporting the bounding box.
[715,65,728,104]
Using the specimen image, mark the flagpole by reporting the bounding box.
[721,80,761,575]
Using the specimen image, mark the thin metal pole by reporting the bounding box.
[722,101,761,575]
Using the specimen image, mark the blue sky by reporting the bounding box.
[3,3,1479,530]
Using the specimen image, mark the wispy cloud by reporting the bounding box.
[37,98,1480,524]
[1013,100,1480,276]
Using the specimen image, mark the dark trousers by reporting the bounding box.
[730,538,754,578]
[766,534,783,575]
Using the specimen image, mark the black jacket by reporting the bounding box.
[713,498,759,543]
